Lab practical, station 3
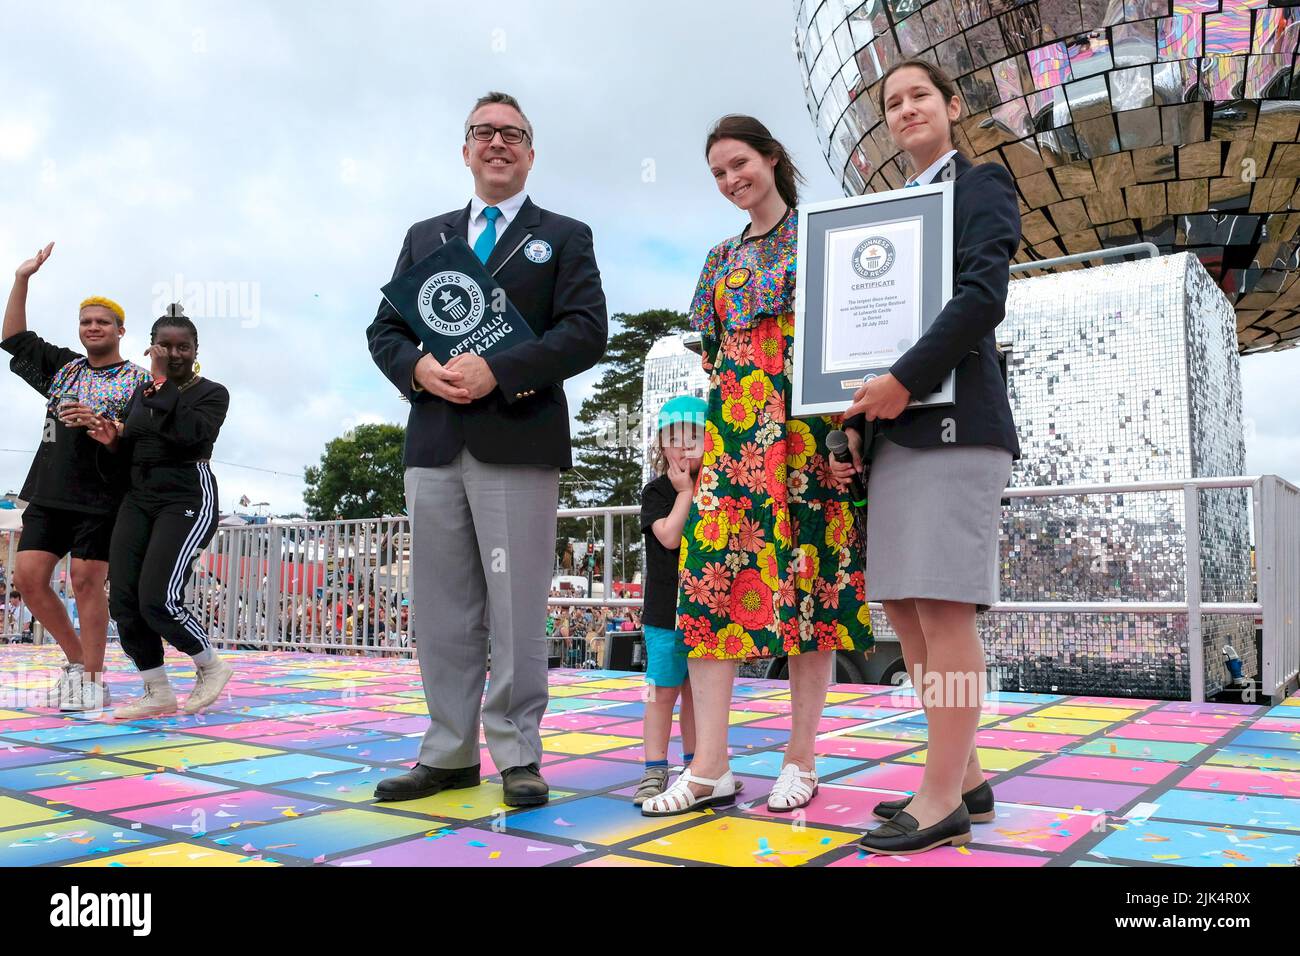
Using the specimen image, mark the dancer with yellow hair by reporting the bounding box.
[2,242,151,712]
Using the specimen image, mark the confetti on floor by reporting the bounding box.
[0,644,1296,867]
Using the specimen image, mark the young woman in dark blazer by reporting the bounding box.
[832,59,1022,855]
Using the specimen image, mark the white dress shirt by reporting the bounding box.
[906,148,959,187]
[467,188,528,247]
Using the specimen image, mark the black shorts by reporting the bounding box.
[17,503,116,563]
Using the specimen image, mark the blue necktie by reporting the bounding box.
[473,206,501,263]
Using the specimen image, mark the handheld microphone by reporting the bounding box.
[825,429,867,508]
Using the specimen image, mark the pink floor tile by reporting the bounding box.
[289,710,394,728]
[1066,696,1160,709]
[353,717,430,734]
[833,762,994,793]
[1106,723,1231,744]
[1178,764,1300,798]
[749,716,865,733]
[32,772,232,811]
[1027,754,1179,785]
[814,736,915,760]
[1253,718,1300,733]
[1140,710,1254,729]
[541,713,636,732]
[975,729,1082,751]
[185,719,305,740]
[0,716,72,733]
[974,805,1097,852]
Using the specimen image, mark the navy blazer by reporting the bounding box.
[366,197,608,469]
[848,150,1021,458]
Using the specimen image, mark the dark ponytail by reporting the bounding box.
[705,115,806,209]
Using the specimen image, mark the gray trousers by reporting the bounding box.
[405,449,559,770]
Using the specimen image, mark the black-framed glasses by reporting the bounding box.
[466,123,531,146]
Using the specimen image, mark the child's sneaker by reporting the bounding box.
[632,766,671,806]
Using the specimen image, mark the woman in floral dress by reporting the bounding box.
[642,116,872,818]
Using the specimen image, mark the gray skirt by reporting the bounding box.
[865,437,1013,610]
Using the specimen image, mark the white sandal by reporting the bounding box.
[767,764,818,812]
[641,768,739,817]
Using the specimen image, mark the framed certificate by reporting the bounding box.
[791,181,955,417]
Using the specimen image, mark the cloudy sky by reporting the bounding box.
[1,0,1295,514]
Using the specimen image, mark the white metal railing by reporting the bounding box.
[3,476,1298,702]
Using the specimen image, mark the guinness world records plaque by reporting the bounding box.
[791,181,954,417]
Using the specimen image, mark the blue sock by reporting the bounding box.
[645,759,669,770]
[682,752,694,763]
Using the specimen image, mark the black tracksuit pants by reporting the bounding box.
[109,462,219,671]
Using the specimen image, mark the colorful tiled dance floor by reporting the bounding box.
[1,646,1298,867]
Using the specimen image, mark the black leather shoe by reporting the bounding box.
[872,780,995,823]
[501,764,549,807]
[857,804,971,855]
[374,763,480,801]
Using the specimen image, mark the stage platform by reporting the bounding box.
[0,646,1296,868]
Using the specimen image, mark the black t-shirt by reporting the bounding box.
[640,474,686,630]
[2,331,150,514]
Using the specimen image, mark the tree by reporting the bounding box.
[563,308,691,509]
[560,309,691,583]
[303,423,406,520]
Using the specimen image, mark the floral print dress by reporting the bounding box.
[676,209,873,662]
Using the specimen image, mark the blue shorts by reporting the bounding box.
[643,624,689,689]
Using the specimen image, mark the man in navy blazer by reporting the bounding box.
[367,92,607,806]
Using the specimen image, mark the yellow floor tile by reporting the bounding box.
[1033,704,1144,721]
[898,746,1043,772]
[569,678,644,691]
[824,691,870,703]
[541,732,636,755]
[630,815,854,867]
[0,795,67,829]
[998,716,1112,735]
[374,702,432,714]
[309,670,392,680]
[68,844,281,866]
[385,783,574,821]
[118,742,280,769]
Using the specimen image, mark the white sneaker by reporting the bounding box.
[79,677,110,717]
[183,657,233,714]
[114,680,178,720]
[767,763,818,813]
[56,663,87,711]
